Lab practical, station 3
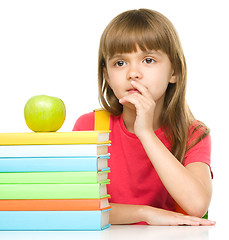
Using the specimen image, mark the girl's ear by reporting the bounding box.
[169,71,177,84]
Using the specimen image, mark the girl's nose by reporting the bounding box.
[127,66,143,81]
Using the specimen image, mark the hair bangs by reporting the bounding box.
[102,10,169,59]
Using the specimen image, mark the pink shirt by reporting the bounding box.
[73,112,212,213]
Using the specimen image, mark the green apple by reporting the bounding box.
[24,95,66,132]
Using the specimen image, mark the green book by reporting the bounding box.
[0,182,110,199]
[0,171,110,184]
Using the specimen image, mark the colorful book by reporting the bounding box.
[0,130,112,231]
[0,182,110,199]
[0,171,110,184]
[0,197,111,211]
[0,156,109,172]
[0,209,111,230]
[0,144,110,158]
[0,131,111,145]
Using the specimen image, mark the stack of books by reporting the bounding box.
[0,131,111,231]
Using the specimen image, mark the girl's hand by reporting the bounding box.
[119,80,156,138]
[142,206,216,226]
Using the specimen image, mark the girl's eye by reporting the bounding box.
[114,61,126,67]
[143,58,155,64]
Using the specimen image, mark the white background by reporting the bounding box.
[0,0,228,225]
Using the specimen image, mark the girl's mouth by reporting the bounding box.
[127,89,140,94]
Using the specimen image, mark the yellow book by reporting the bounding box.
[0,131,110,145]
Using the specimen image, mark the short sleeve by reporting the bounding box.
[183,134,213,178]
[72,112,95,131]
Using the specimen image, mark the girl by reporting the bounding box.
[73,9,215,226]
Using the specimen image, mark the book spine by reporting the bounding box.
[0,183,110,199]
[0,144,110,157]
[0,210,111,230]
[0,131,110,145]
[0,156,109,172]
[0,171,110,184]
[0,198,111,211]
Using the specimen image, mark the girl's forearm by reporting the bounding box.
[109,203,146,224]
[109,203,215,226]
[139,131,211,217]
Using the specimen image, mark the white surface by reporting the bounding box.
[0,224,223,240]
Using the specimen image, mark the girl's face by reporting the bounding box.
[104,46,176,107]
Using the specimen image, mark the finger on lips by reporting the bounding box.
[130,80,151,97]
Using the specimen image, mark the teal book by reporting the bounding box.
[0,171,110,184]
[0,155,110,172]
[0,182,110,199]
[0,209,111,231]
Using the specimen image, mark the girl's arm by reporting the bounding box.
[139,132,212,217]
[109,203,215,226]
[120,80,212,217]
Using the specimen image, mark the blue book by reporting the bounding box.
[0,156,110,172]
[0,209,111,231]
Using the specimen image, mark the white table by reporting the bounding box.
[0,224,223,240]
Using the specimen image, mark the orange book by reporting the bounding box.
[0,197,111,211]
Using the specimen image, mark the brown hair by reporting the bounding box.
[98,9,210,162]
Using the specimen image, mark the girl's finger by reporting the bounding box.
[122,88,153,107]
[176,216,216,226]
[130,80,152,99]
[119,94,145,109]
